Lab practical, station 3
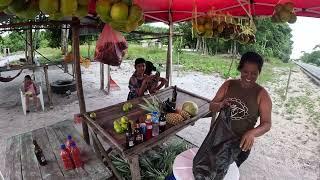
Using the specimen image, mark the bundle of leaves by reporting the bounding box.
[110,139,191,180]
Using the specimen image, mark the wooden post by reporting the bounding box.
[128,155,141,180]
[165,11,173,87]
[106,65,110,94]
[44,64,53,108]
[100,63,104,90]
[72,17,90,144]
[284,67,292,100]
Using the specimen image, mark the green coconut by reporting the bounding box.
[39,0,59,14]
[60,0,77,16]
[110,2,129,21]
[182,101,199,117]
[0,0,12,7]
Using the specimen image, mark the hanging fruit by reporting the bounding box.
[272,2,297,24]
[96,0,144,32]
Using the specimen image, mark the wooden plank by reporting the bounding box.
[54,120,113,179]
[128,155,141,180]
[5,135,22,180]
[45,125,79,179]
[90,130,123,180]
[20,132,42,180]
[32,128,64,180]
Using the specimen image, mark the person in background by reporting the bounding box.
[144,61,168,94]
[209,52,272,167]
[127,58,150,100]
[22,75,40,113]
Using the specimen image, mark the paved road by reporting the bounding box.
[296,62,320,81]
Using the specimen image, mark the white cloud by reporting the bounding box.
[289,17,320,59]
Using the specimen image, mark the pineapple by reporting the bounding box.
[180,110,191,120]
[138,96,161,113]
[166,113,184,125]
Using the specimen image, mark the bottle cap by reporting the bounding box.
[70,142,76,147]
[61,144,66,149]
[67,135,72,140]
[152,111,158,115]
[32,140,37,145]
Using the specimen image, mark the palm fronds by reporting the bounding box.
[110,139,190,180]
[138,96,162,113]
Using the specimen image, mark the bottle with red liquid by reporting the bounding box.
[60,144,74,170]
[145,119,153,140]
[70,142,83,168]
[65,135,75,152]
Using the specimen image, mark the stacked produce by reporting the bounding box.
[0,0,89,20]
[192,14,256,44]
[96,0,144,32]
[271,2,297,24]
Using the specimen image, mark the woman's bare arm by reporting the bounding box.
[252,88,272,136]
[209,80,230,112]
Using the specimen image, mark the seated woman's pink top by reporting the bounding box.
[25,82,37,96]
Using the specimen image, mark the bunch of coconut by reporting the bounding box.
[0,0,89,20]
[96,0,144,33]
[192,16,214,38]
[271,2,297,24]
[39,0,89,20]
[234,19,257,44]
[0,0,40,19]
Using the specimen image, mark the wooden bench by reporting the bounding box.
[4,120,113,180]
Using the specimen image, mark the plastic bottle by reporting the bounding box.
[145,119,153,140]
[152,111,159,137]
[60,144,74,170]
[66,135,75,152]
[70,142,83,168]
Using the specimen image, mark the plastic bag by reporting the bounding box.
[193,107,241,180]
[94,24,128,66]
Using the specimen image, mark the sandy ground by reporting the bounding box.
[0,61,319,180]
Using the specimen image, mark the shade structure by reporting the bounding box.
[130,0,320,23]
[172,148,240,180]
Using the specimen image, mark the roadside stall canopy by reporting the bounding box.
[131,0,320,23]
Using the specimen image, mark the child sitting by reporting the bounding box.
[22,75,40,113]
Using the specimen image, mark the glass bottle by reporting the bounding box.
[33,140,47,166]
[126,122,135,148]
[134,122,143,144]
[159,113,166,133]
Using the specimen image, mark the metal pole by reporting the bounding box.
[100,63,104,90]
[165,11,173,87]
[72,17,90,144]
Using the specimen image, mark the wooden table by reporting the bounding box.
[83,86,211,180]
[4,120,113,180]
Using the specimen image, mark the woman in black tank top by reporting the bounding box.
[209,52,272,167]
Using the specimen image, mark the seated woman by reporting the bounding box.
[145,61,167,94]
[22,75,40,112]
[127,59,167,100]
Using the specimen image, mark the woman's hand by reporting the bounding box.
[240,130,256,152]
[209,99,230,112]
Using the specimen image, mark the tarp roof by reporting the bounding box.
[130,0,320,24]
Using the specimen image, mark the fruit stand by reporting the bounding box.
[82,86,211,180]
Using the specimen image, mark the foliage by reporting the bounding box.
[300,45,320,66]
[110,140,189,180]
[175,18,293,63]
[1,31,25,52]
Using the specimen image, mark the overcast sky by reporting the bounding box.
[289,17,320,59]
[151,17,320,60]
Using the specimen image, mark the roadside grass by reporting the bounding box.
[284,95,319,126]
[34,43,292,84]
